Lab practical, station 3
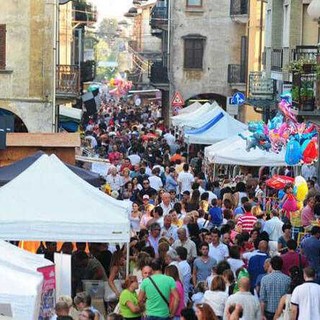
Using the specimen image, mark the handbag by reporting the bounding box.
[148,276,169,307]
[104,279,123,302]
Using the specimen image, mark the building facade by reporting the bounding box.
[0,0,96,133]
[263,0,318,117]
[149,0,266,123]
[0,0,56,132]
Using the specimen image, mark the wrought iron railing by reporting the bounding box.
[230,0,248,16]
[291,45,318,62]
[73,1,97,23]
[56,65,80,96]
[80,60,96,83]
[271,49,283,71]
[228,64,246,83]
[149,61,169,84]
[150,6,168,29]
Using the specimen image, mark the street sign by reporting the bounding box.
[231,92,245,105]
[227,97,238,116]
[171,91,185,107]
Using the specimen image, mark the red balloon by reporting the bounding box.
[266,175,295,190]
[303,140,318,164]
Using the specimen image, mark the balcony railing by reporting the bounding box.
[230,0,248,16]
[80,60,96,83]
[56,65,80,96]
[150,6,168,30]
[291,45,318,62]
[228,64,246,84]
[292,72,316,111]
[149,61,169,84]
[271,49,283,71]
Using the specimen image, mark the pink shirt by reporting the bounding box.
[301,205,315,227]
[170,280,185,316]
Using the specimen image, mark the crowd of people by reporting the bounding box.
[47,96,320,320]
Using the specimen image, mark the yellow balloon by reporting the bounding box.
[294,176,308,202]
[296,201,303,210]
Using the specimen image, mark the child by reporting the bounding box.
[191,281,206,310]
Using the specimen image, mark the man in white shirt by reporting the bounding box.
[208,229,229,263]
[176,246,191,305]
[105,166,123,192]
[163,129,176,146]
[301,163,316,181]
[263,209,283,255]
[291,267,320,320]
[177,163,194,194]
[160,192,174,216]
[148,167,163,191]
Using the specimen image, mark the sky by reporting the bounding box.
[91,0,133,21]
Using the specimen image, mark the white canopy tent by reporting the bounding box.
[177,101,202,114]
[171,102,215,127]
[184,106,247,145]
[0,241,53,320]
[0,154,130,242]
[204,132,287,166]
[0,261,43,320]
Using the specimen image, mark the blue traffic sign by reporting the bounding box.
[231,92,246,105]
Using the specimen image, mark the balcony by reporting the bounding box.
[292,72,316,114]
[73,0,97,25]
[148,61,169,86]
[291,45,318,62]
[56,65,80,99]
[150,6,168,31]
[271,49,283,72]
[230,0,248,24]
[80,60,96,83]
[228,64,246,84]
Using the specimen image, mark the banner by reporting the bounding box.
[37,265,56,320]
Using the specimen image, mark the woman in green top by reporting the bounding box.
[119,275,142,320]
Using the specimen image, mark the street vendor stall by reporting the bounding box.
[0,154,130,242]
[204,132,288,166]
[0,240,54,320]
[0,154,131,319]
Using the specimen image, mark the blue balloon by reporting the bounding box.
[285,138,302,165]
[278,189,285,200]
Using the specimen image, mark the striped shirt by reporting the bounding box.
[237,213,257,233]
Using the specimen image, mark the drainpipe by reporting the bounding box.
[52,0,58,132]
[258,0,264,71]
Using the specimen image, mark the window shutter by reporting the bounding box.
[184,39,194,68]
[0,24,6,69]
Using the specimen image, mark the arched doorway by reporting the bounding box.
[185,93,227,110]
[0,109,28,132]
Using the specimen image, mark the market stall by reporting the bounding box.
[184,106,247,145]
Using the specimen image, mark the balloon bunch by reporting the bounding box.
[240,91,318,165]
[108,78,133,97]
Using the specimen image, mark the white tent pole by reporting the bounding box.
[126,242,130,277]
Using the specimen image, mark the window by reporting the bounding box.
[184,36,206,69]
[0,24,6,69]
[186,0,202,7]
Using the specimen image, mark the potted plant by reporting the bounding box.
[300,80,315,111]
[286,57,317,74]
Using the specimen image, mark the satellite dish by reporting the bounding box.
[59,0,72,4]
